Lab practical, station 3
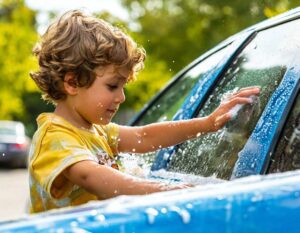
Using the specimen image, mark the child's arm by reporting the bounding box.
[118,87,260,153]
[63,160,191,199]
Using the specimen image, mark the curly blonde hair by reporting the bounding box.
[30,10,145,103]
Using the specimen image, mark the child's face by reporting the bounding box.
[74,65,128,125]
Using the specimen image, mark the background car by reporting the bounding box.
[0,121,30,168]
[1,7,300,233]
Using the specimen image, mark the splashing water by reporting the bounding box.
[119,153,151,178]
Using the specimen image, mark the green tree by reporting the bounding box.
[121,0,299,73]
[0,0,39,124]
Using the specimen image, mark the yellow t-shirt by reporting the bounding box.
[28,113,120,213]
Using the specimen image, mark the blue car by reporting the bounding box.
[1,7,300,233]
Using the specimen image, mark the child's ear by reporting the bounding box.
[63,72,78,95]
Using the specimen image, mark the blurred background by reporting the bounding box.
[0,0,298,222]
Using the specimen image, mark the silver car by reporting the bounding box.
[0,121,30,168]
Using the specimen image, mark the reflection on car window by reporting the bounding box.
[135,45,232,126]
[133,46,233,166]
[168,19,300,180]
[268,92,300,174]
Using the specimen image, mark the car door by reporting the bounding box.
[128,35,253,166]
[164,18,300,180]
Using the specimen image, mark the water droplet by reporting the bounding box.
[186,203,193,209]
[95,214,105,222]
[2,153,5,156]
[170,206,191,224]
[132,148,136,152]
[163,153,169,160]
[56,228,65,233]
[145,207,159,224]
[90,210,98,216]
[138,140,141,144]
[161,207,167,214]
[77,216,87,223]
[70,221,78,227]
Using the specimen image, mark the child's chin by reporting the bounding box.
[97,117,111,125]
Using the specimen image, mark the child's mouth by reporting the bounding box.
[107,109,116,114]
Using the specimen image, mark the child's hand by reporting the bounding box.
[206,86,260,132]
[167,182,195,191]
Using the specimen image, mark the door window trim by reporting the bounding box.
[231,56,300,179]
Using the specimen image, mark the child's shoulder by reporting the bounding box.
[34,113,80,141]
[37,113,75,131]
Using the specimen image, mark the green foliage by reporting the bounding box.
[0,0,38,122]
[121,0,299,74]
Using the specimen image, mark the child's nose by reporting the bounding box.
[116,89,126,103]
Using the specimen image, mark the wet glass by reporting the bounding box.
[268,92,300,174]
[168,19,300,180]
[133,46,233,166]
[135,45,232,126]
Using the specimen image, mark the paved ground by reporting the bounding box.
[0,168,29,222]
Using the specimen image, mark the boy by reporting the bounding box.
[29,10,260,213]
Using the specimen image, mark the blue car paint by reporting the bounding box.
[232,56,300,179]
[151,32,255,171]
[1,171,300,233]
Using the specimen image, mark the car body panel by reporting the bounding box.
[1,171,300,233]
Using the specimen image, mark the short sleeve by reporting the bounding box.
[102,123,119,155]
[31,129,97,200]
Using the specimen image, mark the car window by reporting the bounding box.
[135,45,232,126]
[168,19,300,180]
[267,92,300,174]
[0,128,16,136]
[130,46,233,167]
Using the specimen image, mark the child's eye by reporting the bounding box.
[107,84,118,91]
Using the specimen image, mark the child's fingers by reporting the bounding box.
[239,86,261,91]
[223,97,253,109]
[230,87,260,98]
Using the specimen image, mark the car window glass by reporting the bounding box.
[168,19,300,180]
[0,127,16,136]
[268,92,300,174]
[135,45,232,126]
